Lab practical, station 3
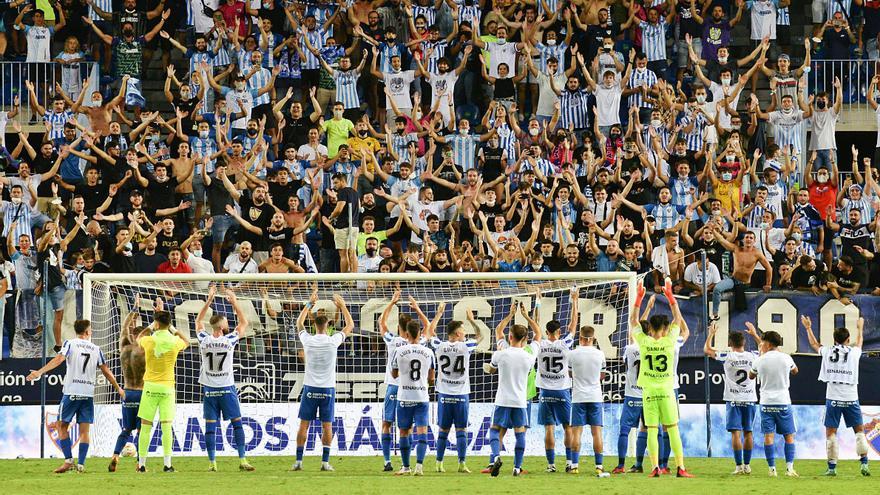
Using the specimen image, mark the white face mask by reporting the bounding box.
[603,44,613,51]
[650,119,661,128]
[759,222,768,229]
[192,249,203,257]
[333,109,344,118]
[546,39,557,46]
[529,127,540,136]
[235,82,245,91]
[721,77,731,86]
[531,263,542,270]
[781,106,793,114]
[496,38,506,45]
[636,66,646,73]
[10,197,21,204]
[696,94,706,104]
[93,99,103,106]
[199,130,209,138]
[726,154,736,162]
[718,56,728,64]
[721,172,733,181]
[459,128,468,135]
[792,232,802,241]
[817,174,829,183]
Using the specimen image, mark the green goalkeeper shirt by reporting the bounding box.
[634,323,680,390]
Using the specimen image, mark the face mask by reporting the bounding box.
[76,263,85,269]
[650,119,661,128]
[123,29,134,37]
[759,222,768,229]
[199,130,209,139]
[414,110,423,119]
[333,109,344,118]
[781,107,793,114]
[192,249,203,258]
[718,56,728,64]
[93,99,103,106]
[392,67,401,73]
[124,242,133,252]
[721,77,731,86]
[816,100,827,109]
[235,82,246,91]
[529,127,540,136]
[10,197,21,204]
[603,44,612,52]
[247,128,258,137]
[696,94,706,104]
[358,129,368,137]
[496,38,507,45]
[726,154,736,162]
[636,66,646,73]
[181,91,191,99]
[610,132,621,139]
[531,263,542,270]
[459,128,468,135]
[150,134,160,143]
[489,140,498,147]
[127,159,138,167]
[792,232,802,241]
[721,172,733,181]
[546,39,557,46]
[817,174,828,183]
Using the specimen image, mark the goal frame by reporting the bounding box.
[83,271,638,322]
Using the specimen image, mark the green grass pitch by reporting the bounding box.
[0,457,872,494]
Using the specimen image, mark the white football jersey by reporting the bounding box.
[715,350,758,403]
[60,338,105,397]
[300,331,346,389]
[392,343,435,402]
[197,331,240,388]
[569,345,606,403]
[383,332,409,386]
[751,350,796,405]
[819,344,861,402]
[430,337,477,396]
[535,334,575,390]
[491,342,540,408]
[623,343,643,398]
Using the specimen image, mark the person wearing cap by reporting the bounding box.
[839,176,873,223]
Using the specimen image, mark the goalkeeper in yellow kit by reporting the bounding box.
[630,278,694,478]
[136,307,190,472]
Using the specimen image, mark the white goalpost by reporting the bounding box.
[83,272,639,458]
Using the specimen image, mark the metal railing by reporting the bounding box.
[809,59,879,124]
[0,61,100,125]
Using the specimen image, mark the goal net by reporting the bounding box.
[85,272,639,458]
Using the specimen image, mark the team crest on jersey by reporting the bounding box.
[46,411,79,454]
[235,363,276,402]
[390,77,405,93]
[865,412,880,456]
[248,207,262,221]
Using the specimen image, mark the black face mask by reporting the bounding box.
[358,130,368,137]
[817,100,827,109]
[247,129,258,136]
[123,29,134,37]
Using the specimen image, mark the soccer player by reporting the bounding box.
[613,295,654,474]
[535,288,577,474]
[136,303,190,472]
[749,329,799,477]
[485,302,543,477]
[195,287,255,472]
[27,319,124,473]
[704,321,762,474]
[428,307,483,473]
[109,299,149,472]
[292,292,354,471]
[802,316,870,476]
[378,290,421,471]
[630,279,694,478]
[568,293,610,477]
[391,318,435,476]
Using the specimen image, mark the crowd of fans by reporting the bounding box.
[1,0,880,358]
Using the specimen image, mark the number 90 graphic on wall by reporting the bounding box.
[45,410,79,455]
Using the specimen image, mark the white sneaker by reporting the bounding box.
[413,464,424,476]
[290,462,303,471]
[75,464,85,473]
[395,467,412,476]
[743,465,752,474]
[321,462,334,472]
[785,468,799,478]
[732,465,743,475]
[768,467,777,477]
[546,464,557,473]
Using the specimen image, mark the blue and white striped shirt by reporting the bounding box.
[421,40,448,74]
[88,0,112,21]
[537,42,568,72]
[334,70,361,109]
[559,89,591,130]
[488,119,517,164]
[2,200,33,242]
[44,110,73,141]
[649,202,682,230]
[189,136,218,175]
[841,197,872,222]
[247,66,273,106]
[390,132,417,160]
[628,68,658,109]
[677,111,707,151]
[302,28,328,70]
[449,133,480,172]
[412,4,436,26]
[521,157,553,178]
[379,42,405,74]
[639,19,668,62]
[670,176,699,212]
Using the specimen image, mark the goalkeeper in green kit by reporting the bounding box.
[631,278,694,478]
